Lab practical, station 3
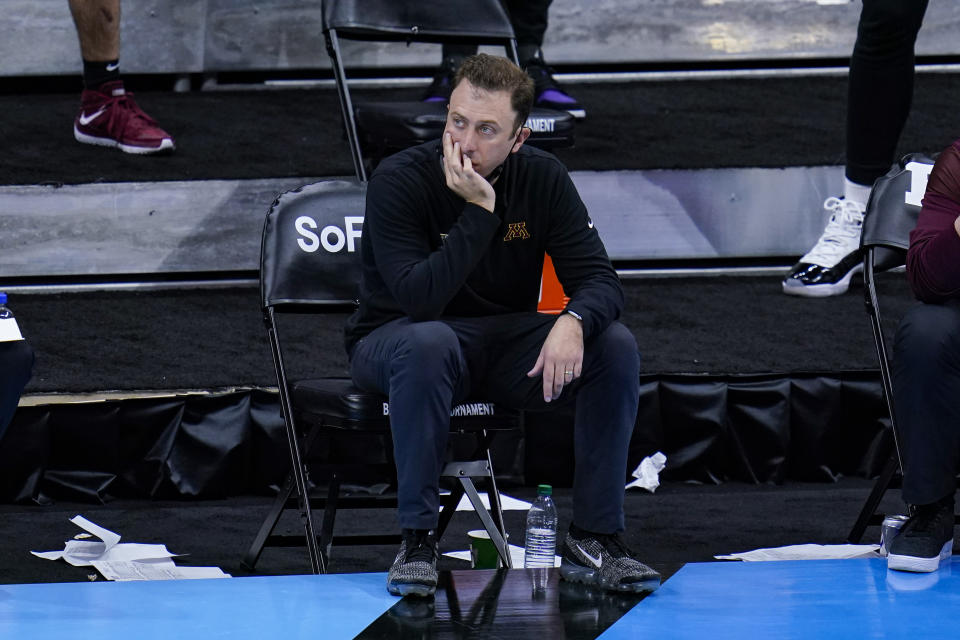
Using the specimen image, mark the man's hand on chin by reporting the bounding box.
[441,132,496,213]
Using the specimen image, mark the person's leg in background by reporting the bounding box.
[504,0,585,118]
[783,0,929,297]
[0,341,34,443]
[888,299,960,572]
[68,0,175,154]
[846,0,930,190]
[423,0,585,118]
[421,42,477,104]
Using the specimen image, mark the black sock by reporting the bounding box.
[82,59,120,90]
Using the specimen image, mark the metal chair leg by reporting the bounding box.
[847,454,899,543]
[441,459,513,568]
[242,473,296,570]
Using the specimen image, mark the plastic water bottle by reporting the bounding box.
[524,484,557,569]
[0,293,24,342]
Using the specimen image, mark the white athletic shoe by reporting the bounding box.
[782,197,866,297]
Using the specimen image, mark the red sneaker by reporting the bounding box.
[73,80,175,154]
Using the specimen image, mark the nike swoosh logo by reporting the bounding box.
[78,107,106,126]
[105,62,119,72]
[576,544,602,568]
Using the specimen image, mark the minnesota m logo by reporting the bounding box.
[504,222,531,241]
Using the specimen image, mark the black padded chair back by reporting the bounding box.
[322,0,515,43]
[260,179,367,309]
[861,152,935,271]
[322,0,530,181]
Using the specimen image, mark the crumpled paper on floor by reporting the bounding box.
[626,452,667,492]
[32,515,230,580]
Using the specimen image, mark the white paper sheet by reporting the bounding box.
[91,558,230,581]
[715,543,880,561]
[0,318,23,342]
[71,515,121,550]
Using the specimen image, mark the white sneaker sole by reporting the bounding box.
[74,125,175,155]
[781,263,862,298]
[888,539,953,573]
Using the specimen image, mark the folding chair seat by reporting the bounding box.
[846,152,936,542]
[322,0,575,181]
[243,180,520,574]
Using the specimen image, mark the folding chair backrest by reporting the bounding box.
[322,0,521,182]
[322,0,516,44]
[861,152,936,271]
[260,179,367,310]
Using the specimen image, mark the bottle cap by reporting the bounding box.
[536,484,552,496]
[0,292,6,304]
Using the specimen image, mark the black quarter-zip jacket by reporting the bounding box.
[344,139,624,354]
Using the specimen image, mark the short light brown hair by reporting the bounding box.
[453,53,534,132]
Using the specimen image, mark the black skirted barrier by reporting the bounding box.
[0,372,892,504]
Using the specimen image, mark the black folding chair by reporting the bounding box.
[243,180,520,573]
[322,0,574,181]
[847,153,935,543]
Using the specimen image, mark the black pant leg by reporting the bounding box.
[846,0,929,185]
[442,1,553,63]
[349,318,471,530]
[0,340,34,442]
[503,0,553,48]
[892,300,960,506]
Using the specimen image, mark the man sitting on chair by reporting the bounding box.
[889,137,960,573]
[345,53,660,597]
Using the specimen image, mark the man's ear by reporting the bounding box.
[512,126,532,153]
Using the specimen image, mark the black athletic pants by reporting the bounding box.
[0,340,34,442]
[846,0,930,186]
[892,299,960,506]
[349,313,640,533]
[444,0,553,61]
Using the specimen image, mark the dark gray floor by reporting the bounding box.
[0,478,906,586]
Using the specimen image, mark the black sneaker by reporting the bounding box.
[523,56,586,120]
[560,528,660,593]
[782,196,865,297]
[422,56,463,103]
[888,498,955,573]
[387,529,439,596]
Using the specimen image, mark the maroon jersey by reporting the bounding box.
[908,138,960,302]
